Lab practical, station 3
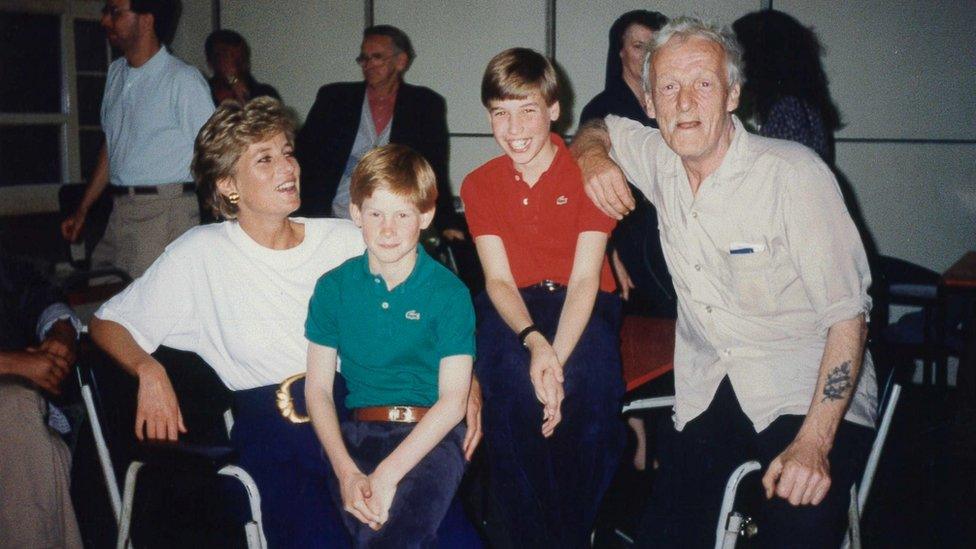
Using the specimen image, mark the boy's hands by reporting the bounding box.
[339,469,382,529]
[526,334,565,437]
[365,469,399,530]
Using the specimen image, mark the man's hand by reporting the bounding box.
[462,376,483,461]
[60,209,88,242]
[339,469,382,529]
[6,349,71,395]
[442,228,466,242]
[134,360,186,441]
[579,151,635,219]
[38,319,77,364]
[610,249,635,301]
[762,435,832,506]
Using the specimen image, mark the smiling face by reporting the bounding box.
[351,187,433,274]
[646,35,740,173]
[488,91,560,180]
[359,34,408,90]
[619,23,654,88]
[218,132,300,223]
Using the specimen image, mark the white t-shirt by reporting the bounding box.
[96,218,365,390]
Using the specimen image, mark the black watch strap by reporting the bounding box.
[518,324,542,348]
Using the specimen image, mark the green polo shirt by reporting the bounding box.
[305,246,475,408]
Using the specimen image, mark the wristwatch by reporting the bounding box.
[518,324,543,348]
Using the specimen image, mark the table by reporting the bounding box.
[620,316,675,392]
[940,251,976,398]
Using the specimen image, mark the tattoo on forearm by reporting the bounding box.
[821,361,853,402]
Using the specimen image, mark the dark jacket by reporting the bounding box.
[295,81,459,231]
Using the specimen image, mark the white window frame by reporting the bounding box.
[0,0,106,215]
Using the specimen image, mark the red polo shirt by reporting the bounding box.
[461,134,617,292]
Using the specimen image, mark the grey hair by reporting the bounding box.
[641,16,745,95]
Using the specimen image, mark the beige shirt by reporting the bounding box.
[607,114,877,432]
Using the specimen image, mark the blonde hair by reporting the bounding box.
[481,47,559,107]
[191,97,295,219]
[350,144,437,212]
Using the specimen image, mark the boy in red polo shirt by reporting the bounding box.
[460,47,625,547]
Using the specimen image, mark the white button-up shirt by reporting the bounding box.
[607,114,877,432]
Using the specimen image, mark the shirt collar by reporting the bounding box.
[127,46,169,74]
[359,244,433,292]
[706,115,751,188]
[500,132,571,182]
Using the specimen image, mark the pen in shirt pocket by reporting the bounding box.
[728,241,766,255]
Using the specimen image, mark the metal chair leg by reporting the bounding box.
[218,464,267,549]
[715,460,762,549]
[116,461,144,549]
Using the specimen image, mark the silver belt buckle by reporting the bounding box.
[388,406,414,422]
[541,279,558,292]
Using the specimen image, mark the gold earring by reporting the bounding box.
[227,191,240,205]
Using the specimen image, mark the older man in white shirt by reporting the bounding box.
[572,16,877,548]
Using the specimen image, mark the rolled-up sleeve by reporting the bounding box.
[782,155,872,334]
[605,114,661,200]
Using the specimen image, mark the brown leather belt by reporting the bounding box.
[353,406,429,423]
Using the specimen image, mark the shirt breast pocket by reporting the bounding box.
[723,251,777,314]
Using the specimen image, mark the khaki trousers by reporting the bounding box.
[0,381,82,549]
[91,184,199,278]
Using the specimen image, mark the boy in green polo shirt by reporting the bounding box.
[304,144,475,546]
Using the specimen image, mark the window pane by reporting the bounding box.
[0,125,61,186]
[77,75,105,126]
[0,12,61,113]
[74,19,108,72]
[79,129,103,181]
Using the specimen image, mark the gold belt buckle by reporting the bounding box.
[388,406,415,422]
[275,373,310,424]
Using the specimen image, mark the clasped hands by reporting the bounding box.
[524,332,564,437]
[339,466,398,531]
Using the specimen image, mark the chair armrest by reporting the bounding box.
[134,440,238,471]
[622,395,676,414]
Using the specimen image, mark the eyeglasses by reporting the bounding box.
[355,53,393,66]
[101,4,131,19]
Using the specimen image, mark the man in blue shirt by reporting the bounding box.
[62,0,214,278]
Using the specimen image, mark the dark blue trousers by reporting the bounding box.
[230,382,348,548]
[327,421,467,548]
[475,288,626,548]
[636,377,873,548]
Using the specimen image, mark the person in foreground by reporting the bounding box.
[571,17,877,548]
[0,250,83,548]
[460,48,625,547]
[305,144,475,547]
[90,97,365,547]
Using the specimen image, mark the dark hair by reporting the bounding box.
[604,10,668,89]
[481,48,558,108]
[732,10,842,132]
[130,0,179,45]
[363,25,415,69]
[205,29,250,69]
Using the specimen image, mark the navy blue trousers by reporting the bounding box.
[475,288,626,548]
[328,421,467,548]
[230,382,347,548]
[636,377,873,548]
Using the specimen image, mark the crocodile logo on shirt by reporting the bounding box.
[556,195,568,205]
[405,310,421,321]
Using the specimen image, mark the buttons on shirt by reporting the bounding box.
[695,263,702,271]
[691,211,699,219]
[705,305,713,313]
[374,278,381,284]
[724,349,732,356]
[381,302,389,309]
[522,197,529,206]
[515,175,521,181]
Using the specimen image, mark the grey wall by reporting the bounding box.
[11,0,971,274]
